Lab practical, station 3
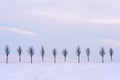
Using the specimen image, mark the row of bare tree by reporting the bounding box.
[4,46,114,63]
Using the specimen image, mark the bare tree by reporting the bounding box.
[17,46,22,62]
[76,46,81,63]
[28,47,34,63]
[5,46,10,63]
[53,48,57,63]
[62,49,68,62]
[99,47,105,63]
[109,48,114,62]
[86,48,90,62]
[41,47,45,62]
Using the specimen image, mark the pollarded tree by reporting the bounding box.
[86,48,90,62]
[17,46,22,62]
[99,47,105,63]
[5,46,10,63]
[53,48,57,63]
[76,46,81,63]
[62,49,68,62]
[41,47,45,62]
[28,47,34,63]
[109,48,114,62]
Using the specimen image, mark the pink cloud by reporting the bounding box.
[0,27,38,36]
[102,39,120,47]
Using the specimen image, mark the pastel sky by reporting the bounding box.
[0,0,120,62]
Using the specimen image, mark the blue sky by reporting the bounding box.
[0,0,120,62]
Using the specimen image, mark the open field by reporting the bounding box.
[0,63,119,80]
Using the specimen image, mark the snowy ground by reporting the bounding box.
[0,63,119,80]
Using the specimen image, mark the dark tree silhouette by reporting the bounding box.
[109,48,114,62]
[86,48,90,62]
[99,47,105,63]
[53,48,57,63]
[62,49,68,62]
[17,46,22,62]
[28,47,34,63]
[76,46,81,63]
[41,47,45,62]
[5,46,10,63]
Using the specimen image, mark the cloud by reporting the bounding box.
[1,1,120,25]
[0,27,38,36]
[102,39,120,47]
[91,19,120,25]
[27,10,81,22]
[27,10,120,25]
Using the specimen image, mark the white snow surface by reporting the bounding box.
[0,63,119,80]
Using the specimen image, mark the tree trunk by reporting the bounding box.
[87,56,89,62]
[31,56,32,63]
[78,56,80,63]
[64,57,66,62]
[42,57,44,62]
[102,57,104,63]
[6,56,8,63]
[111,56,113,62]
[54,56,56,63]
[19,55,21,62]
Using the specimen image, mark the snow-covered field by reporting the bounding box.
[0,63,119,80]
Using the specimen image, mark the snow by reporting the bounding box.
[0,63,119,80]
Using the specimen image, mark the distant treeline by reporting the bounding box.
[4,46,113,63]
